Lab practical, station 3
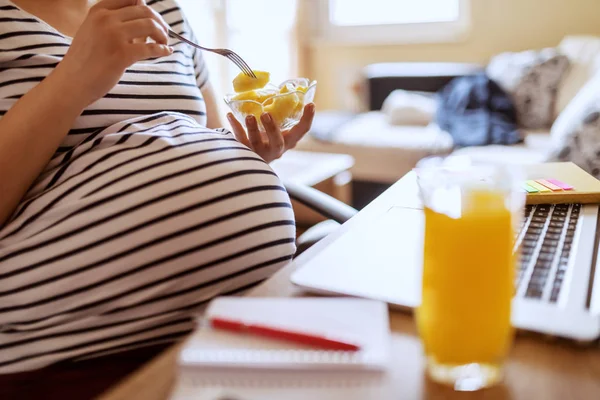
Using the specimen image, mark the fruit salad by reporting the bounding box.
[225,70,316,130]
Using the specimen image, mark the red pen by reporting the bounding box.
[209,317,361,351]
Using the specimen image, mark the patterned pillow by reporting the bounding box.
[549,108,600,178]
[513,55,571,129]
[487,49,570,129]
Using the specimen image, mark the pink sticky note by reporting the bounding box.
[546,179,574,190]
[535,179,563,191]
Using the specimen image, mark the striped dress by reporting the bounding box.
[0,0,296,373]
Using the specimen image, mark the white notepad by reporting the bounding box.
[179,297,390,370]
[171,297,393,400]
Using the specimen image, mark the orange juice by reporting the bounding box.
[417,189,516,379]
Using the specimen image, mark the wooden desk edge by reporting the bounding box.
[98,344,182,400]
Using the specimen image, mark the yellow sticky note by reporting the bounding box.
[526,180,552,193]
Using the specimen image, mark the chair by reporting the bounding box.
[284,180,358,256]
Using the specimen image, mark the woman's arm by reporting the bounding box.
[0,0,171,227]
[184,11,316,162]
[0,66,89,226]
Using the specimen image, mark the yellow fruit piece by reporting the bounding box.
[256,91,276,104]
[280,84,307,114]
[263,97,275,107]
[232,90,260,102]
[293,99,304,114]
[232,89,277,105]
[260,96,275,105]
[232,70,270,93]
[280,93,300,111]
[279,84,308,95]
[232,90,263,120]
[263,104,280,124]
[264,93,300,125]
[239,101,263,118]
[279,84,293,94]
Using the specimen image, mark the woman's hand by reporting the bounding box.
[57,0,172,107]
[227,103,316,163]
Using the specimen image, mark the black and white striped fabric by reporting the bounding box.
[0,0,296,373]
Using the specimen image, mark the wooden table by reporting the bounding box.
[100,171,600,400]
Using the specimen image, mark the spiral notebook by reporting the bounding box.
[171,297,393,400]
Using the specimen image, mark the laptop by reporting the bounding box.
[291,202,600,342]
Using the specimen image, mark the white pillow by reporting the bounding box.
[555,36,600,118]
[380,90,436,126]
[551,70,600,148]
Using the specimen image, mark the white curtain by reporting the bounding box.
[177,0,299,105]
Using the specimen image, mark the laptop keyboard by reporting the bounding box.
[516,204,581,302]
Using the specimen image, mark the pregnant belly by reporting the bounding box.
[2,113,297,258]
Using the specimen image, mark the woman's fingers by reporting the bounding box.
[261,113,285,156]
[122,18,169,44]
[117,5,170,33]
[228,107,315,163]
[132,42,172,60]
[246,115,264,152]
[227,113,251,147]
[94,0,139,11]
[284,103,315,148]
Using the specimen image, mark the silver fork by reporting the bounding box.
[168,30,257,79]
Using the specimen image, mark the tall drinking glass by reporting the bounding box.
[415,157,524,391]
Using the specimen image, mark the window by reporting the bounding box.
[177,0,299,110]
[317,0,470,45]
[329,0,460,26]
[225,0,298,87]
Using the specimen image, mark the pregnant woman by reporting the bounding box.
[0,0,314,373]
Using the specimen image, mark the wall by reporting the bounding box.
[310,0,600,110]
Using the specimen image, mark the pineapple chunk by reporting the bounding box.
[232,90,263,117]
[256,90,277,104]
[279,83,309,94]
[264,93,300,125]
[232,90,260,102]
[293,99,304,114]
[233,89,276,104]
[239,101,263,121]
[283,85,306,114]
[279,84,293,94]
[263,97,274,107]
[232,70,270,93]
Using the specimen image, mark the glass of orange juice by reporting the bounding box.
[415,156,524,391]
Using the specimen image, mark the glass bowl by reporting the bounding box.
[224,78,317,131]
